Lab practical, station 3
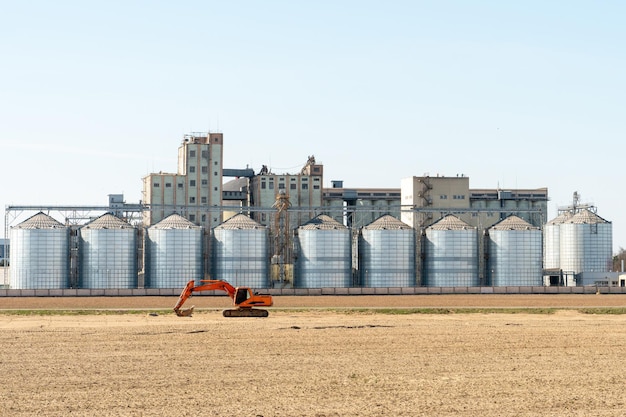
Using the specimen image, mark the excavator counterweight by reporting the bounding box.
[173,279,273,318]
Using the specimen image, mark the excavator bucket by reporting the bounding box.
[175,306,195,317]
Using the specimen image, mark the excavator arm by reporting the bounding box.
[173,279,273,317]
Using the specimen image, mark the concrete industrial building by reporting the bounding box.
[248,155,324,228]
[401,175,547,230]
[142,132,224,230]
[323,181,401,228]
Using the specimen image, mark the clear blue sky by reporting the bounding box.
[1,1,625,252]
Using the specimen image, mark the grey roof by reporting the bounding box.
[428,215,474,231]
[490,215,538,231]
[299,214,346,230]
[15,212,65,229]
[564,209,610,225]
[546,212,573,225]
[222,177,249,192]
[215,213,264,230]
[83,213,134,230]
[151,214,201,230]
[364,215,411,230]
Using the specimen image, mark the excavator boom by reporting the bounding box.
[174,279,272,317]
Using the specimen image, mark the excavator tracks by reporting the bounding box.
[223,308,269,318]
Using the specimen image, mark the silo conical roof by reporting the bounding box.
[546,212,574,225]
[363,215,411,230]
[428,214,474,231]
[299,214,346,230]
[151,214,201,229]
[215,213,264,229]
[14,212,65,229]
[490,215,538,231]
[565,209,610,225]
[83,213,134,229]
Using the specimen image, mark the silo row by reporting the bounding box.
[9,210,612,290]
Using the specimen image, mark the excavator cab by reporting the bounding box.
[234,287,250,305]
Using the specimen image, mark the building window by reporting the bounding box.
[201,197,207,203]
[302,184,308,190]
[214,171,218,176]
[440,195,447,199]
[189,150,196,157]
[290,184,296,190]
[178,183,183,189]
[261,182,266,189]
[313,178,320,182]
[313,185,320,190]
[189,166,196,173]
[214,161,218,165]
[202,179,208,186]
[190,180,196,187]
[202,166,208,174]
[279,183,285,189]
[189,214,195,222]
[165,183,172,188]
[190,197,195,203]
[202,150,208,158]
[153,183,160,188]
[214,187,218,191]
[269,182,274,189]
[201,214,206,222]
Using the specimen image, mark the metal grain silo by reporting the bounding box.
[9,212,69,289]
[543,212,572,270]
[560,209,612,275]
[80,213,137,289]
[212,214,269,288]
[145,214,203,288]
[424,215,479,287]
[295,214,351,288]
[487,215,542,286]
[359,215,415,287]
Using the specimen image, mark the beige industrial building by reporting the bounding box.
[140,133,548,233]
[142,132,224,229]
[323,181,401,228]
[401,175,547,230]
[248,156,324,228]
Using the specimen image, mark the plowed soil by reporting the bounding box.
[2,295,626,416]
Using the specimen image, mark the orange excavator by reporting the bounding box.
[173,279,273,318]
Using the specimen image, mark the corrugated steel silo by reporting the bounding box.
[359,215,415,287]
[543,212,572,270]
[424,215,479,287]
[559,209,612,274]
[145,214,203,288]
[9,212,69,289]
[80,213,137,289]
[295,214,351,288]
[488,215,542,286]
[212,214,269,288]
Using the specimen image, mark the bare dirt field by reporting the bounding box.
[2,295,626,416]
